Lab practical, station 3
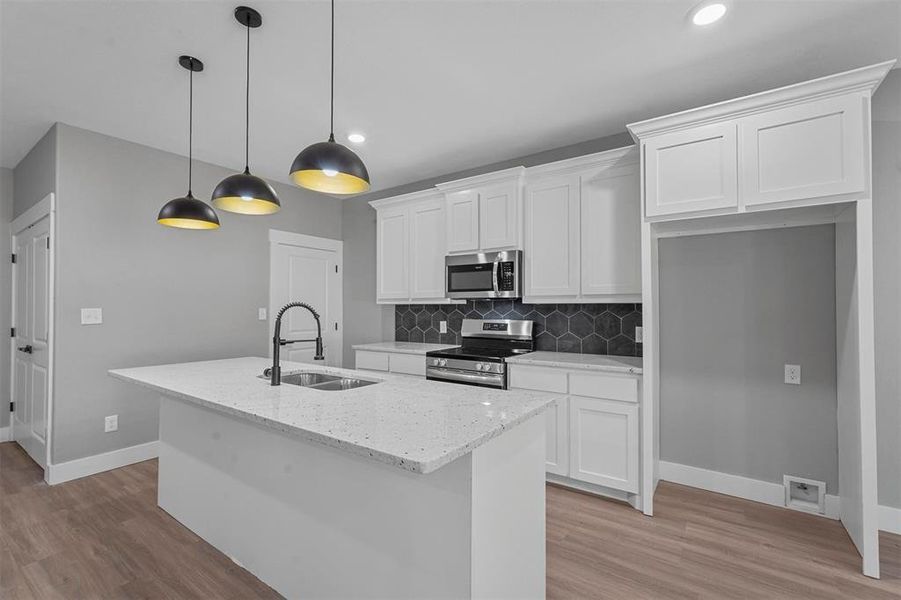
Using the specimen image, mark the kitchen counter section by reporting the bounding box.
[109,357,554,474]
[507,351,643,374]
[351,341,458,355]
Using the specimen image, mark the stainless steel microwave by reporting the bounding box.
[445,250,522,299]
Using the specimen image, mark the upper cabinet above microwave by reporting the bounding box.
[628,60,895,222]
[436,167,525,254]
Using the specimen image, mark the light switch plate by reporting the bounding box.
[440,321,448,334]
[81,308,102,325]
[104,414,118,433]
[258,308,267,321]
[784,364,801,385]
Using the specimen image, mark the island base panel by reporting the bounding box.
[156,396,545,599]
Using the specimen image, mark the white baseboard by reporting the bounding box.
[46,440,159,485]
[658,461,841,520]
[880,504,901,535]
[546,473,642,510]
[0,426,10,442]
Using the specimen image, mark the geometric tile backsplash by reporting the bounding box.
[395,300,642,357]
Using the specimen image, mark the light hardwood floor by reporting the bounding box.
[1,442,898,599]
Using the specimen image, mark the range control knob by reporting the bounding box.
[439,359,447,367]
[475,363,485,371]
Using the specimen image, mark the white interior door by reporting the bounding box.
[269,233,343,368]
[11,215,51,468]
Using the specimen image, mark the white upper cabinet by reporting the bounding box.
[523,174,581,298]
[523,146,641,303]
[740,94,865,207]
[628,61,895,221]
[372,190,458,304]
[409,197,447,300]
[437,167,525,254]
[643,122,738,218]
[376,205,409,301]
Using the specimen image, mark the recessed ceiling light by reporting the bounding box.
[692,2,727,26]
[347,133,366,144]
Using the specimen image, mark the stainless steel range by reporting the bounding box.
[425,319,534,389]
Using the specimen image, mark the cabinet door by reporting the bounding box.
[523,175,581,298]
[446,190,480,253]
[644,122,738,218]
[376,206,409,301]
[410,197,447,301]
[581,163,641,297]
[479,181,519,251]
[569,396,639,493]
[545,396,569,476]
[740,94,865,207]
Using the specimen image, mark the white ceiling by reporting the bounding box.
[2,0,899,193]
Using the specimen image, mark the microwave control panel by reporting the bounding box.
[498,261,515,291]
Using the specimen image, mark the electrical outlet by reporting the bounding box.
[104,414,118,433]
[440,321,448,334]
[635,326,643,343]
[81,308,103,325]
[784,364,801,385]
[258,308,267,321]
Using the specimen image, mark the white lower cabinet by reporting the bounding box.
[354,350,425,377]
[569,397,639,493]
[510,363,641,496]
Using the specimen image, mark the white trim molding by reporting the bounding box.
[880,504,901,535]
[659,461,841,520]
[627,60,896,140]
[46,440,159,485]
[0,426,10,442]
[268,229,343,252]
[435,166,525,193]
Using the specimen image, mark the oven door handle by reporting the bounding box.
[427,366,505,388]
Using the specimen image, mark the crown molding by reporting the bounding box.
[369,187,442,209]
[627,60,897,141]
[434,166,526,193]
[524,145,637,179]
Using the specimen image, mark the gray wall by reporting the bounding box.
[342,131,635,366]
[659,226,839,493]
[872,69,901,509]
[50,124,341,464]
[12,124,56,218]
[0,168,12,429]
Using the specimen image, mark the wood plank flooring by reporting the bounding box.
[1,442,898,599]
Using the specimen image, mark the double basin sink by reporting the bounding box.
[263,371,379,391]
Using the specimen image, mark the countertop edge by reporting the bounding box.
[505,355,644,375]
[351,343,459,356]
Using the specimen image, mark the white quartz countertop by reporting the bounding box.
[109,357,554,474]
[507,352,643,374]
[351,341,459,355]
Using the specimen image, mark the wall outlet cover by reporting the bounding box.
[784,364,801,385]
[440,321,448,334]
[635,326,643,343]
[80,308,103,325]
[104,414,118,433]
[258,308,267,321]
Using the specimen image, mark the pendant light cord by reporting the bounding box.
[188,63,194,196]
[329,0,335,141]
[245,19,251,172]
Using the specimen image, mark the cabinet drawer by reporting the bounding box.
[389,353,426,377]
[355,351,390,372]
[569,372,638,404]
[509,366,568,393]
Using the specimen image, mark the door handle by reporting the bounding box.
[17,345,33,354]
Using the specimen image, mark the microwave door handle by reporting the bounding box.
[492,261,500,293]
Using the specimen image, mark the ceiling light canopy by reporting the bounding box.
[691,2,727,26]
[158,56,220,230]
[212,6,280,215]
[290,0,370,195]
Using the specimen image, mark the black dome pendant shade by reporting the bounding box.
[158,56,220,230]
[290,0,370,195]
[212,6,280,215]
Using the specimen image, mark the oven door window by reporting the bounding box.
[447,264,494,293]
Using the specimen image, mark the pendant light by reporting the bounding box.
[289,0,370,194]
[211,6,280,215]
[158,56,220,230]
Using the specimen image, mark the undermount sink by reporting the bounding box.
[260,371,379,391]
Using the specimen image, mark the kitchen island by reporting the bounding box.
[110,357,554,599]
